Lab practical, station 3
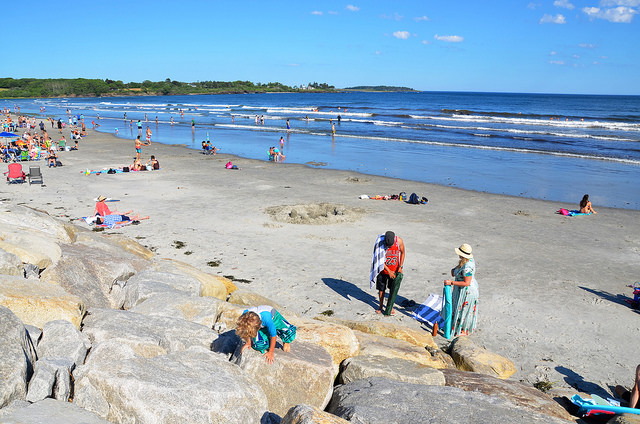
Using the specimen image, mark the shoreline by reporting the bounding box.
[3,116,640,397]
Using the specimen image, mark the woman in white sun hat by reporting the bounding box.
[444,243,479,336]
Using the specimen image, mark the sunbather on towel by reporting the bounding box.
[95,213,149,227]
[579,194,597,214]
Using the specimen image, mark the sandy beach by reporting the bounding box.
[3,122,640,399]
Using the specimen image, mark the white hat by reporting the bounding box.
[455,243,473,259]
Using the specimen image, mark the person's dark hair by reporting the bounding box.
[580,194,589,208]
[384,231,395,247]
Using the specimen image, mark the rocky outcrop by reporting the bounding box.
[442,368,573,421]
[130,291,225,328]
[353,330,454,369]
[26,357,74,403]
[281,404,349,424]
[40,242,149,309]
[340,354,445,386]
[228,288,296,317]
[154,258,231,299]
[0,204,77,243]
[316,316,438,348]
[0,307,36,409]
[327,377,573,423]
[81,308,218,358]
[0,276,85,329]
[295,320,359,367]
[449,336,517,379]
[235,341,336,417]
[37,320,91,366]
[0,398,111,424]
[74,341,268,424]
[0,225,62,269]
[0,248,23,276]
[120,270,203,309]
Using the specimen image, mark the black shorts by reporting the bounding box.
[376,273,396,292]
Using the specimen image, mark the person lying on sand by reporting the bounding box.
[95,213,149,227]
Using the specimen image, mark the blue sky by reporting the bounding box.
[4,0,638,95]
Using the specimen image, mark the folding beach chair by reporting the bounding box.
[4,163,26,183]
[28,166,43,185]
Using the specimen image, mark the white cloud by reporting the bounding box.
[528,2,542,9]
[381,13,403,20]
[578,43,597,48]
[573,54,581,58]
[554,0,575,9]
[375,51,382,55]
[549,60,566,65]
[600,0,640,6]
[288,64,300,67]
[550,51,557,55]
[434,34,464,42]
[540,13,567,23]
[328,11,339,15]
[393,31,411,39]
[421,40,432,45]
[582,5,637,22]
[414,15,430,22]
[311,11,322,15]
[346,5,359,12]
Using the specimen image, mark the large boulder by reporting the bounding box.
[81,308,218,358]
[295,320,359,367]
[0,247,23,276]
[25,357,74,402]
[0,204,76,244]
[235,341,336,417]
[281,405,349,424]
[0,306,36,408]
[353,330,454,369]
[120,270,203,309]
[340,355,445,386]
[316,316,437,348]
[101,233,155,260]
[38,320,91,366]
[74,341,268,424]
[0,276,85,329]
[327,378,573,423]
[0,225,62,269]
[0,398,111,424]
[449,336,517,379]
[442,368,574,421]
[228,288,295,316]
[40,241,150,309]
[130,291,225,327]
[608,414,640,424]
[154,258,231,299]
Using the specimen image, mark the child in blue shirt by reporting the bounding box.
[236,305,296,364]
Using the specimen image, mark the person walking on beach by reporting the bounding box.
[191,118,195,131]
[146,126,152,143]
[579,194,597,214]
[137,120,142,135]
[286,119,290,131]
[444,243,479,336]
[134,135,150,161]
[370,231,405,315]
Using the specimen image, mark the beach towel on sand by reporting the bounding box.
[412,294,444,326]
[558,208,592,217]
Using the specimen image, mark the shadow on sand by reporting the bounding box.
[556,365,611,399]
[321,277,419,319]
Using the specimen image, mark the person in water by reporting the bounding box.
[579,194,597,214]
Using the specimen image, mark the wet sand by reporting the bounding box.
[4,121,640,397]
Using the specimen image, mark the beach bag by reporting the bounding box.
[107,168,116,174]
[225,161,233,169]
[122,167,129,172]
[399,192,407,201]
[408,193,420,204]
[558,208,570,216]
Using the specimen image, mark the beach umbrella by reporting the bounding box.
[0,132,18,138]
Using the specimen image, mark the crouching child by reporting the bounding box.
[235,305,296,364]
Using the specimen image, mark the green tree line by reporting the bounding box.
[0,78,336,98]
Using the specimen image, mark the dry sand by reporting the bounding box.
[4,122,640,398]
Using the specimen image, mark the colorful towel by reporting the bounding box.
[558,208,592,216]
[369,234,388,289]
[412,294,444,326]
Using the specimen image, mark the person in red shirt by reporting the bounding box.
[94,195,131,217]
[376,231,405,315]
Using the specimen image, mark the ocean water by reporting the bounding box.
[4,92,640,209]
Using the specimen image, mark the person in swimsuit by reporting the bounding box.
[134,135,150,161]
[579,194,597,214]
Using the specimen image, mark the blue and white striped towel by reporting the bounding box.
[370,234,388,289]
[412,294,444,325]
